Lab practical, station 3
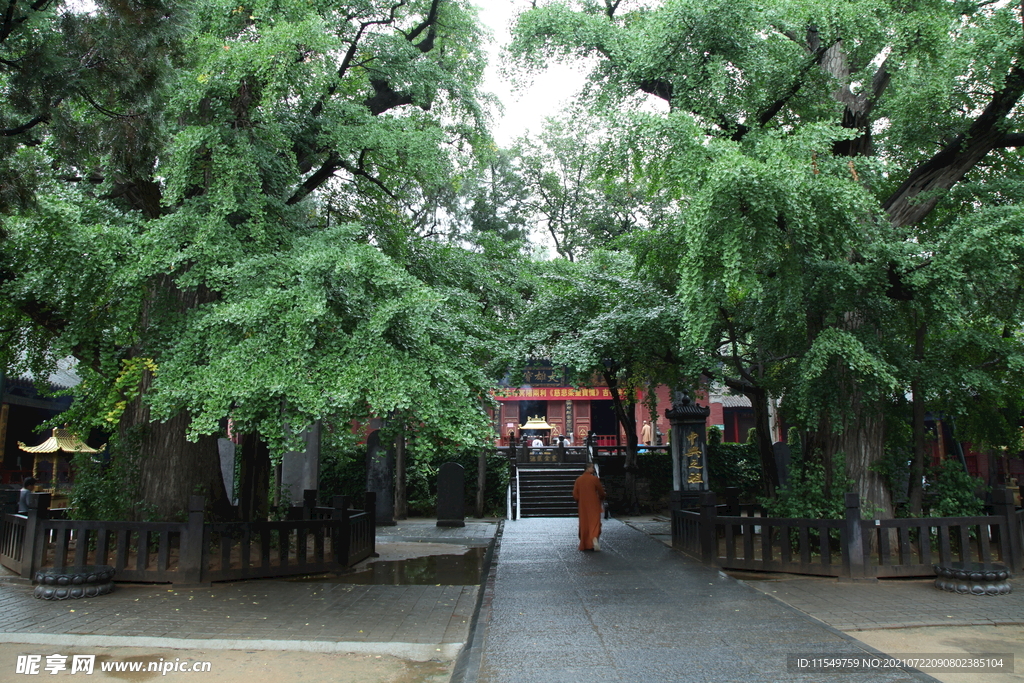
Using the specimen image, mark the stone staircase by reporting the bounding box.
[517,465,585,518]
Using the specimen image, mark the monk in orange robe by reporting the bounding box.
[573,463,606,551]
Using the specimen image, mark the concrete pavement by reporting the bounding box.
[1,515,1020,682]
[620,515,1023,683]
[0,520,497,667]
[622,516,1024,631]
[470,517,938,683]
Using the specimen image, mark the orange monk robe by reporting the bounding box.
[572,471,606,551]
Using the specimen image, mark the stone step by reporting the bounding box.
[520,511,577,518]
[517,467,588,518]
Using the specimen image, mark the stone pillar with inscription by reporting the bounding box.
[436,462,466,527]
[666,389,711,510]
[365,430,396,526]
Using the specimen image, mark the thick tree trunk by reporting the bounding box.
[733,383,780,499]
[604,369,639,513]
[837,394,892,518]
[908,322,927,515]
[115,274,231,521]
[119,391,229,522]
[237,434,271,522]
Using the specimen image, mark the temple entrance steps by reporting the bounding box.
[517,465,584,518]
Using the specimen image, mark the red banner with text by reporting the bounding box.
[493,387,612,400]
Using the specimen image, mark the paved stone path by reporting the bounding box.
[0,520,498,662]
[622,516,1024,632]
[748,576,1024,631]
[474,518,936,683]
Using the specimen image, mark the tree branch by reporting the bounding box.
[286,153,340,205]
[637,78,673,103]
[751,41,833,131]
[997,132,1024,147]
[0,0,51,45]
[0,112,49,136]
[364,78,418,116]
[339,156,395,199]
[884,63,1024,227]
[77,88,136,119]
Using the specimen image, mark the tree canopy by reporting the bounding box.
[2,0,1022,521]
[0,0,519,520]
[508,0,1024,513]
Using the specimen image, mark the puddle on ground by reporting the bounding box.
[291,547,487,586]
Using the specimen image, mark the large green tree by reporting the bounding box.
[0,0,510,520]
[510,0,1024,514]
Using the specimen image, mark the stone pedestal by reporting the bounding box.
[666,389,711,510]
[34,565,115,600]
[934,562,1012,595]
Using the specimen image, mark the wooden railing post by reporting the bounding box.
[180,496,205,584]
[699,491,718,565]
[22,492,50,579]
[364,491,377,529]
[724,487,740,516]
[843,493,866,579]
[364,491,377,558]
[992,487,1022,572]
[476,450,487,519]
[302,489,317,520]
[333,495,351,565]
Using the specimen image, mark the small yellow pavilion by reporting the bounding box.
[18,427,105,495]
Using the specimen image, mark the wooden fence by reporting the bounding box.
[0,490,377,584]
[673,488,1024,578]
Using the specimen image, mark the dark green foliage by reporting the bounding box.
[67,431,151,521]
[318,428,372,505]
[634,448,675,507]
[761,437,848,520]
[924,458,987,518]
[637,449,673,507]
[404,445,509,518]
[706,426,762,501]
[319,428,509,518]
[317,454,368,506]
[0,0,509,520]
[875,414,913,511]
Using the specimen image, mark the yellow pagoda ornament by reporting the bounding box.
[518,415,554,431]
[18,427,105,494]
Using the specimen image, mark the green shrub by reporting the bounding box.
[761,437,849,520]
[706,426,763,501]
[68,428,151,521]
[637,448,673,505]
[924,458,986,518]
[318,425,509,517]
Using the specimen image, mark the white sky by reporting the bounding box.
[474,1,590,146]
